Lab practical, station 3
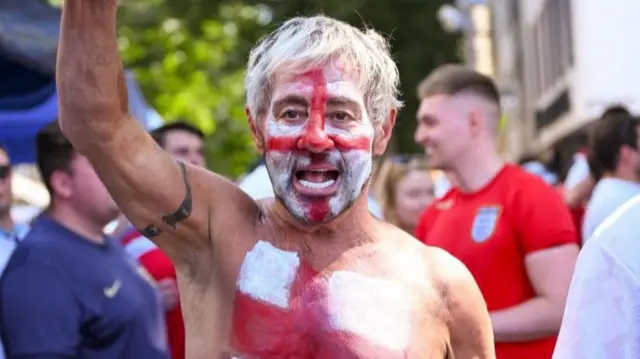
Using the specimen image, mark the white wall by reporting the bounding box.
[520,0,545,25]
[571,0,640,120]
[512,0,640,152]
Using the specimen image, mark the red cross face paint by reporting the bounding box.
[263,66,375,223]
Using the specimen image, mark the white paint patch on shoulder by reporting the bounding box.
[236,240,300,309]
[326,271,412,351]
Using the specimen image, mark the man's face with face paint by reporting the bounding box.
[252,64,379,224]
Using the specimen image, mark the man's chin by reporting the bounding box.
[294,213,335,225]
[285,197,359,226]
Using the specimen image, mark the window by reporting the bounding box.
[545,2,560,92]
[535,20,545,97]
[561,0,574,67]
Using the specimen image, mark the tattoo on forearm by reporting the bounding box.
[140,161,193,238]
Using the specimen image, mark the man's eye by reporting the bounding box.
[330,112,353,122]
[282,109,304,120]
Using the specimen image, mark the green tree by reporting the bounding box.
[117,1,266,177]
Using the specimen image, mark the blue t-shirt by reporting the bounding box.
[0,215,169,359]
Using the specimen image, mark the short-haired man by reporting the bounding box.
[582,112,640,241]
[151,121,206,168]
[55,1,495,357]
[119,120,206,359]
[0,122,169,358]
[414,64,579,359]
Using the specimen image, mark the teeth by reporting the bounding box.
[299,179,336,189]
[299,169,332,173]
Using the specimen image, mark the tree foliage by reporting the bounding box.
[117,1,265,177]
[115,0,459,177]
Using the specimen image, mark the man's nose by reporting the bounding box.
[297,119,335,153]
[188,156,205,167]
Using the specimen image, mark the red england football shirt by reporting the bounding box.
[415,164,577,359]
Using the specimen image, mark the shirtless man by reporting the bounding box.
[56,1,495,358]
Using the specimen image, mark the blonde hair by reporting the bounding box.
[373,156,430,227]
[244,15,403,124]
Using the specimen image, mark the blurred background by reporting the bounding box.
[2,0,636,220]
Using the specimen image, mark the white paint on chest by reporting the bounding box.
[236,240,300,309]
[325,271,412,351]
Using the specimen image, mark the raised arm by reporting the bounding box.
[56,0,259,267]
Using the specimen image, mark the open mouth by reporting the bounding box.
[293,168,341,195]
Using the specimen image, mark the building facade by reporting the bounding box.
[492,0,640,170]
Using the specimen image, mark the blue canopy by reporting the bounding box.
[0,60,159,165]
[0,74,57,165]
[0,0,58,164]
[0,0,161,164]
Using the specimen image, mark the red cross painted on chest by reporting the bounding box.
[230,241,412,359]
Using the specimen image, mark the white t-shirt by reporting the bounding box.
[553,195,640,359]
[564,152,590,190]
[582,178,640,243]
[238,165,274,200]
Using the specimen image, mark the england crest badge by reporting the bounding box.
[470,206,501,243]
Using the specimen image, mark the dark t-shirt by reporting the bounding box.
[0,215,169,359]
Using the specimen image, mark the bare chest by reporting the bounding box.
[228,240,445,359]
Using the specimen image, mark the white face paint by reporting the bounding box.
[236,240,300,309]
[263,66,375,223]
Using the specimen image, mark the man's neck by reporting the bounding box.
[49,203,106,243]
[0,212,14,233]
[609,168,640,184]
[452,146,505,193]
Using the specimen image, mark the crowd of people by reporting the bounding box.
[0,4,638,359]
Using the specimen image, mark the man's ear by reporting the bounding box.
[246,106,264,155]
[619,144,635,166]
[373,108,397,156]
[50,170,72,200]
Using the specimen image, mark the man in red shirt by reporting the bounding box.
[119,121,206,359]
[414,65,580,359]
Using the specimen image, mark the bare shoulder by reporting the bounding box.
[420,246,495,358]
[376,229,493,357]
[422,246,474,288]
[377,225,471,287]
[417,245,483,312]
[376,226,464,295]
